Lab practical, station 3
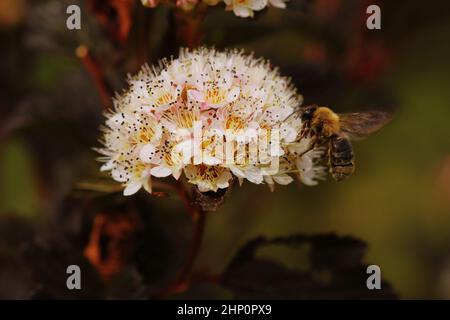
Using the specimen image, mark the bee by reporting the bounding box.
[299,104,391,181]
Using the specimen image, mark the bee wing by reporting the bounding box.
[338,111,391,140]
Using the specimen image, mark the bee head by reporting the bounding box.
[301,105,318,122]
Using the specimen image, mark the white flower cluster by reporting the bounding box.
[141,0,289,18]
[223,0,288,18]
[97,48,325,196]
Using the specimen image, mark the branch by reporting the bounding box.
[155,183,207,298]
[76,45,113,110]
[174,4,207,48]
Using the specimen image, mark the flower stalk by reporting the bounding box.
[156,184,208,298]
[174,3,207,48]
[76,45,112,110]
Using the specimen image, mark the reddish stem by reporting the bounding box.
[155,183,207,299]
[175,207,206,283]
[174,4,207,48]
[76,45,112,110]
[175,180,196,218]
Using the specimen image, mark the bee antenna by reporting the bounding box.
[280,105,302,124]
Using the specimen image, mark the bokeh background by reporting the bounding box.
[1,0,450,299]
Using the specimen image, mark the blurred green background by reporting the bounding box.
[1,0,450,299]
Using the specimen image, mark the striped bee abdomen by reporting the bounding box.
[329,134,355,181]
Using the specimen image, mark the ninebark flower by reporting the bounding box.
[140,0,289,17]
[97,48,325,195]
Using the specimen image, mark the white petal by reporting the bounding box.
[151,124,163,143]
[249,0,268,10]
[139,144,157,163]
[100,160,114,171]
[143,177,152,194]
[270,146,284,157]
[221,72,233,89]
[203,155,221,166]
[300,173,318,186]
[233,6,252,17]
[273,174,294,185]
[230,166,245,178]
[161,118,177,132]
[151,165,172,177]
[107,113,127,129]
[264,176,275,192]
[123,181,142,196]
[217,171,232,188]
[111,168,128,183]
[188,89,205,102]
[288,141,305,155]
[280,124,298,142]
[245,167,264,184]
[172,168,182,180]
[296,156,313,172]
[226,87,240,103]
[173,140,193,164]
[269,0,286,8]
[197,183,210,193]
[131,80,149,98]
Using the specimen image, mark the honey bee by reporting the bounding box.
[299,104,391,181]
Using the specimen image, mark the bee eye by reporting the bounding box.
[301,105,316,121]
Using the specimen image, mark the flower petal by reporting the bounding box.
[217,170,232,188]
[226,86,240,103]
[245,167,263,184]
[249,0,268,10]
[100,160,114,171]
[233,6,252,18]
[269,0,286,8]
[123,181,142,196]
[151,165,172,177]
[139,143,157,163]
[272,174,293,185]
[112,168,128,183]
[143,176,152,194]
[188,89,205,102]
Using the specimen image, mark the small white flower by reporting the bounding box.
[185,165,232,192]
[224,0,268,18]
[141,0,159,8]
[295,149,326,186]
[141,0,289,18]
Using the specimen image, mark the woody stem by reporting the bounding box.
[75,45,112,110]
[174,3,207,48]
[155,183,207,298]
[176,205,207,285]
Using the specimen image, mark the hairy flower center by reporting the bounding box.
[198,165,222,180]
[156,92,174,107]
[130,126,156,145]
[206,87,226,105]
[132,162,147,180]
[226,116,245,131]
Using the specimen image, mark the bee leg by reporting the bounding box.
[299,122,313,140]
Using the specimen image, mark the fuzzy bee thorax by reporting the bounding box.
[312,106,341,137]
